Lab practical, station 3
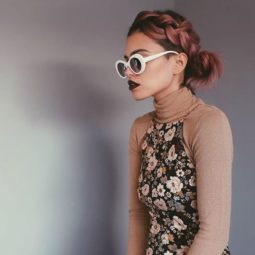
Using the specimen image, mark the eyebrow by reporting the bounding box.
[124,49,150,60]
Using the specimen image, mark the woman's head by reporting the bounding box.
[117,10,223,100]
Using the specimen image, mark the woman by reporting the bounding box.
[115,10,233,255]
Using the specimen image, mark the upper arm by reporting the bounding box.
[187,108,234,254]
[192,108,233,223]
[128,119,150,213]
[127,119,150,255]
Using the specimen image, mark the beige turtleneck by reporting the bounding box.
[127,86,233,255]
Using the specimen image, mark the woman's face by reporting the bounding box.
[124,31,187,101]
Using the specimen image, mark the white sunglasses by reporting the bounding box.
[115,50,179,78]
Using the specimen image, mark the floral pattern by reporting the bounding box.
[137,118,231,255]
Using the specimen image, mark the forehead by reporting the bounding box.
[124,32,164,58]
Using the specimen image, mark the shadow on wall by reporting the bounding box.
[16,62,120,255]
[17,62,120,126]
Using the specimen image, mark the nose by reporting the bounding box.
[124,66,134,78]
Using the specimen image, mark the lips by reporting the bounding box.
[128,80,140,91]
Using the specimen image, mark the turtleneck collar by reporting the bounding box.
[152,86,204,123]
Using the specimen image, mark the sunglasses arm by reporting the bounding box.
[143,50,179,63]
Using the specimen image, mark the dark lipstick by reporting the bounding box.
[128,80,140,91]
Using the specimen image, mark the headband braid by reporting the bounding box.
[127,10,223,91]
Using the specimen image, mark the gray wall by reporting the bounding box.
[0,0,253,254]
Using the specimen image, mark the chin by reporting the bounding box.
[131,91,151,101]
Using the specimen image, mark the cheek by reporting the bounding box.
[146,63,170,85]
[135,61,172,94]
[147,60,163,72]
[148,60,170,78]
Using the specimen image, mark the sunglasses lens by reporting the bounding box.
[130,57,142,73]
[117,62,126,77]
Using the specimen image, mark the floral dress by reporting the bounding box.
[137,118,231,255]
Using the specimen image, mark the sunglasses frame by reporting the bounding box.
[115,50,180,78]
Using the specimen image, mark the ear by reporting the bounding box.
[172,52,188,75]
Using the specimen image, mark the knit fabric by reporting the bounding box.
[127,86,233,255]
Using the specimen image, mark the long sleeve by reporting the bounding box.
[187,108,234,255]
[127,119,150,255]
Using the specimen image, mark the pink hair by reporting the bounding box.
[127,10,223,93]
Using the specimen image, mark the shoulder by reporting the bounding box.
[186,99,232,131]
[130,111,154,130]
[184,99,233,152]
[129,111,154,147]
[130,111,154,132]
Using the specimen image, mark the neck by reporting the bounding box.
[154,83,182,102]
[152,86,203,123]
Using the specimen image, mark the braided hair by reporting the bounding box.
[127,10,223,94]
